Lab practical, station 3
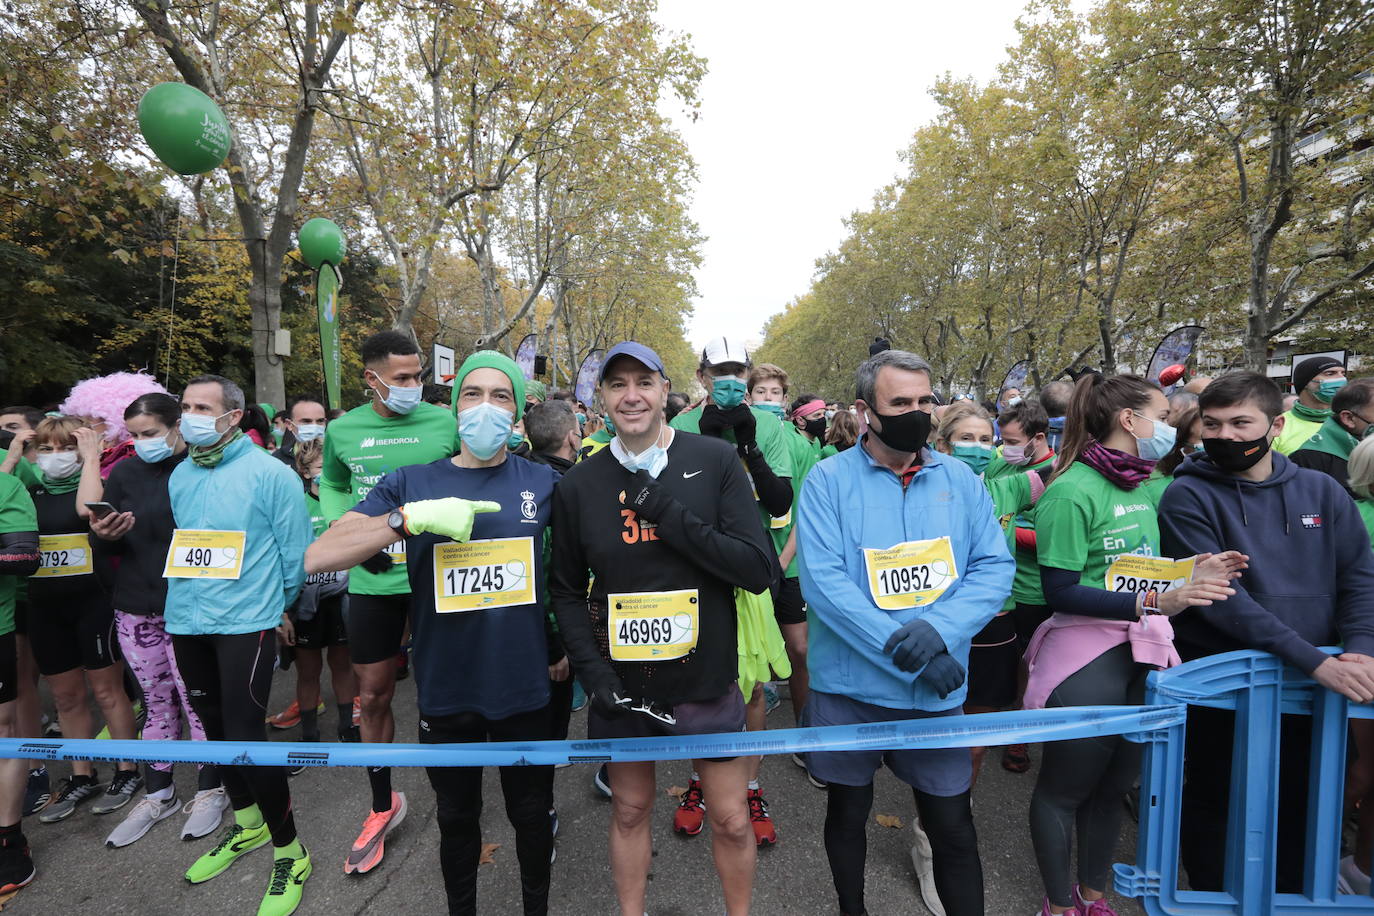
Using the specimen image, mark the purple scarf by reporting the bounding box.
[1079,441,1155,490]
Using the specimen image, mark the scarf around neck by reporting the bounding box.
[190,429,245,469]
[1078,440,1156,490]
[1291,401,1330,423]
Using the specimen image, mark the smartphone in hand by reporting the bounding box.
[84,501,117,519]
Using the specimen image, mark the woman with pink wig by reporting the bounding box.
[59,373,168,479]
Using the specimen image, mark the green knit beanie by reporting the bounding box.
[451,350,527,420]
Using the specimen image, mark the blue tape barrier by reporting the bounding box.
[1115,648,1374,914]
[0,704,1184,769]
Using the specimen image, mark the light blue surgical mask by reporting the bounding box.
[459,402,514,460]
[603,414,616,436]
[134,434,174,464]
[1316,377,1347,404]
[755,402,786,419]
[294,423,325,442]
[180,411,229,447]
[372,373,422,415]
[576,413,587,426]
[951,443,993,475]
[1132,412,1177,462]
[618,443,669,479]
[507,431,525,450]
[711,377,747,409]
[311,474,321,489]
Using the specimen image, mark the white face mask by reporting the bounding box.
[37,451,80,480]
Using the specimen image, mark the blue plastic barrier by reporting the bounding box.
[1115,647,1374,914]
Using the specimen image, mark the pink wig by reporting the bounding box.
[59,372,168,445]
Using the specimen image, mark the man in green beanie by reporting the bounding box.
[308,348,564,914]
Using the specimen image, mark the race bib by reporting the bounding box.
[1105,554,1196,595]
[163,529,246,580]
[864,536,959,610]
[432,537,535,613]
[384,539,407,564]
[770,509,791,530]
[608,589,699,661]
[33,534,93,578]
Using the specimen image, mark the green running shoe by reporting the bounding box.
[257,847,311,916]
[185,821,270,884]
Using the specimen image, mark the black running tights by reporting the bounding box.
[172,630,296,846]
[824,781,982,916]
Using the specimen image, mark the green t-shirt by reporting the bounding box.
[1035,462,1163,595]
[670,404,794,541]
[819,443,841,460]
[0,473,38,636]
[305,491,327,539]
[320,401,459,595]
[1358,498,1374,546]
[986,452,1057,606]
[985,471,1035,610]
[778,425,822,577]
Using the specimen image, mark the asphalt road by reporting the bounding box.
[12,673,1143,915]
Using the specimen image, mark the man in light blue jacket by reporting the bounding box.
[165,375,313,916]
[798,350,1013,916]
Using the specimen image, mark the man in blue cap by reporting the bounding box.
[550,341,776,916]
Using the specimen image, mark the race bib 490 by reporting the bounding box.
[864,536,959,610]
[164,529,246,580]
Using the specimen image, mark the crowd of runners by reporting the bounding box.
[2,334,1373,916]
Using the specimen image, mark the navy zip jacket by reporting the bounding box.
[1159,450,1374,673]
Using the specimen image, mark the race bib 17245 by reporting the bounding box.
[864,536,959,610]
[432,537,536,613]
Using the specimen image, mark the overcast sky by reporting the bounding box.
[653,0,1033,350]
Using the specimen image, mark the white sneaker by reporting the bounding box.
[1339,854,1372,895]
[181,787,229,840]
[105,794,179,848]
[910,819,946,916]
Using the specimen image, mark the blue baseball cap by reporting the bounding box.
[599,341,667,382]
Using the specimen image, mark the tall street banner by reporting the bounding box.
[316,263,342,410]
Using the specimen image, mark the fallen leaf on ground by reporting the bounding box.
[666,785,688,799]
[0,888,20,910]
[875,814,904,829]
[480,842,501,865]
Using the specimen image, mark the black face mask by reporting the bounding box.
[1202,434,1271,472]
[867,406,932,454]
[802,417,827,440]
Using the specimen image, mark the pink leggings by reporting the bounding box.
[114,611,216,792]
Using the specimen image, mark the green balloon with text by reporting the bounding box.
[136,83,232,175]
[298,218,347,269]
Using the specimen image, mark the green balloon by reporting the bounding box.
[298,218,346,269]
[137,82,232,175]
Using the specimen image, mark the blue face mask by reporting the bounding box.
[576,413,587,426]
[951,443,993,475]
[711,377,747,409]
[1132,412,1177,462]
[603,414,616,436]
[507,430,525,450]
[179,412,228,447]
[372,373,422,415]
[618,442,669,479]
[1316,377,1347,404]
[459,402,514,460]
[294,423,325,442]
[133,434,174,464]
[311,474,321,489]
[755,402,786,419]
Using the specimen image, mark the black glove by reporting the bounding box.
[698,404,732,439]
[919,652,966,699]
[590,678,630,718]
[883,618,946,673]
[359,551,395,574]
[621,469,674,523]
[720,404,756,450]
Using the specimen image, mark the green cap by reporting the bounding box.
[525,380,547,403]
[258,402,277,421]
[452,350,527,420]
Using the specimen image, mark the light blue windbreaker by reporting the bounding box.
[165,435,310,636]
[798,439,1014,711]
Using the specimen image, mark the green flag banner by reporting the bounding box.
[316,263,342,411]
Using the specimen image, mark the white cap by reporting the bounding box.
[700,336,750,368]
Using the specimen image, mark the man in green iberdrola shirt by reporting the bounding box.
[1274,355,1346,454]
[0,472,39,898]
[318,330,459,876]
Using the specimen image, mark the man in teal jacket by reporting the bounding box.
[798,350,1013,916]
[166,375,312,916]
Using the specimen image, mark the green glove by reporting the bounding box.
[400,498,501,542]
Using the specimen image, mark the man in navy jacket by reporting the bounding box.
[1160,371,1374,894]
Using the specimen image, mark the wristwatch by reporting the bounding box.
[387,509,407,537]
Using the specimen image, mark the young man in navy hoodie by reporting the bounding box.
[1159,371,1374,894]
